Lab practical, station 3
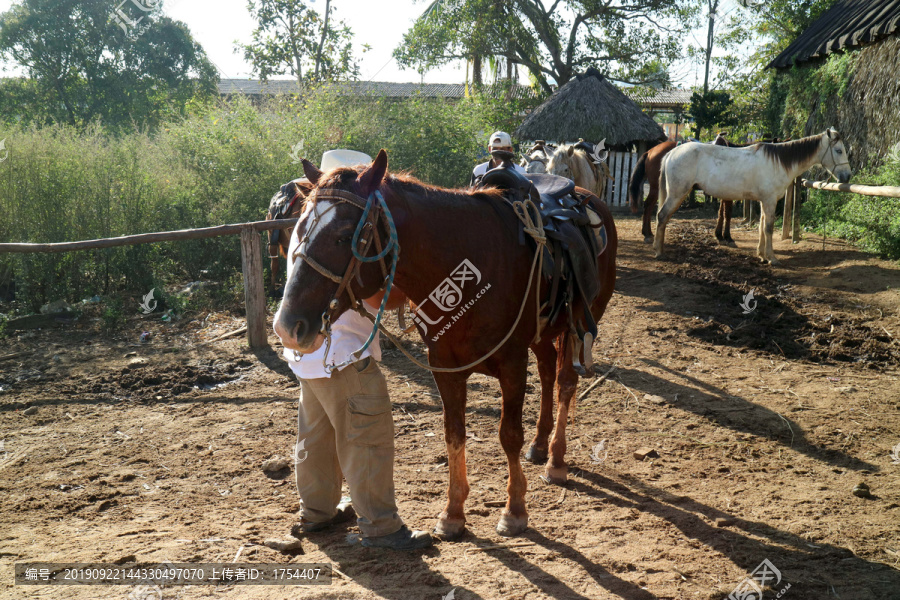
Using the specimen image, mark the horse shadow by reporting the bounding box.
[559,467,900,597]
[610,361,877,472]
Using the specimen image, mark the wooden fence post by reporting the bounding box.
[782,183,794,240]
[241,227,268,348]
[792,177,802,243]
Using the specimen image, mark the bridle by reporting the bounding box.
[290,187,399,373]
[822,135,851,174]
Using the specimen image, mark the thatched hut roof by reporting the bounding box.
[514,68,666,147]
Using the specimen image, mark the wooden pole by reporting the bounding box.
[800,180,900,197]
[743,198,751,223]
[781,183,794,240]
[0,218,298,254]
[240,227,268,349]
[792,178,802,243]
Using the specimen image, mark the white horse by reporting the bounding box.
[547,144,610,198]
[521,142,555,174]
[654,128,851,264]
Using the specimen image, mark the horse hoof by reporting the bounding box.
[769,258,780,266]
[540,466,568,485]
[496,513,528,537]
[434,517,466,541]
[643,236,654,244]
[525,445,548,464]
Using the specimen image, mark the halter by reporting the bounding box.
[291,187,399,373]
[822,135,850,174]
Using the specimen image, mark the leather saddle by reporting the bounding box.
[477,164,608,376]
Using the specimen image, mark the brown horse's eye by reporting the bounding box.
[336,236,351,246]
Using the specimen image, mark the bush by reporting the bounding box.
[0,88,539,310]
[802,152,900,260]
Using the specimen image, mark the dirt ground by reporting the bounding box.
[1,212,899,600]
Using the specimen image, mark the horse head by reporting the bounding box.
[547,144,579,180]
[273,150,392,353]
[822,128,852,184]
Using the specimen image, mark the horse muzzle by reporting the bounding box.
[273,310,324,353]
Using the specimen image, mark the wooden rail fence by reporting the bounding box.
[0,218,299,349]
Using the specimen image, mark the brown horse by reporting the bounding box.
[274,150,617,539]
[265,178,313,295]
[628,141,675,243]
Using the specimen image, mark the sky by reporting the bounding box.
[0,0,756,87]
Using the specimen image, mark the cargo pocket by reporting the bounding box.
[347,394,393,447]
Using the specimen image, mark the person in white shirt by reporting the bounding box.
[283,151,432,551]
[470,130,526,186]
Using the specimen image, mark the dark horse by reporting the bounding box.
[628,136,777,245]
[274,150,617,539]
[265,178,314,295]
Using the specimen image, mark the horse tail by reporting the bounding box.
[628,152,648,214]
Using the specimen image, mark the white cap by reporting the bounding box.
[488,131,513,150]
[320,149,372,171]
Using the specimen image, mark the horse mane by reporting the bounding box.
[761,134,823,171]
[313,166,508,208]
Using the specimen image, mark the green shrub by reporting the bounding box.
[0,89,539,310]
[802,152,900,260]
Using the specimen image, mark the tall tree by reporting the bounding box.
[0,0,217,129]
[239,0,364,85]
[395,0,695,95]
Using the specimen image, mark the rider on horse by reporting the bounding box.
[470,131,526,187]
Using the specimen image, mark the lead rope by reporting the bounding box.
[324,190,400,374]
[359,196,547,374]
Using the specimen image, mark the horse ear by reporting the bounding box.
[358,149,388,196]
[567,146,575,157]
[301,159,322,185]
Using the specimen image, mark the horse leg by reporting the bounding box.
[653,173,688,259]
[761,200,779,265]
[715,199,725,242]
[496,354,530,536]
[543,334,578,485]
[526,337,558,464]
[432,372,470,540]
[269,255,279,296]
[642,184,657,243]
[723,200,735,244]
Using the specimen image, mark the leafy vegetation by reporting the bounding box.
[394,0,694,94]
[803,150,900,260]
[239,0,366,84]
[0,0,217,130]
[0,89,539,311]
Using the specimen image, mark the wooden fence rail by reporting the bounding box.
[801,179,900,198]
[0,218,300,349]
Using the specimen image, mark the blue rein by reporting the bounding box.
[341,190,399,368]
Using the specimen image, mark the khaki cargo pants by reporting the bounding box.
[295,357,403,538]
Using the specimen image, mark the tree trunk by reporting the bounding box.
[314,0,332,81]
[473,54,483,85]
